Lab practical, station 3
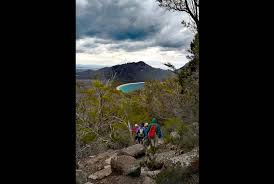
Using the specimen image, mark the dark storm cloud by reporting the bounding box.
[76,0,161,40]
[76,0,194,52]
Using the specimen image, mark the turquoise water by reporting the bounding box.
[117,82,145,93]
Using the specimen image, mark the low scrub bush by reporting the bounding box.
[156,160,199,184]
[162,118,198,152]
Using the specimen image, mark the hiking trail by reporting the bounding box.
[76,139,198,184]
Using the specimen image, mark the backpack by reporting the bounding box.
[138,127,144,137]
[148,125,157,139]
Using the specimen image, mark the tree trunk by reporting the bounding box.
[128,121,134,145]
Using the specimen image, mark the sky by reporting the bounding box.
[76,0,194,69]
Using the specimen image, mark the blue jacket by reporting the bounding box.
[137,126,147,137]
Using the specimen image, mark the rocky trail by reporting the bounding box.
[76,140,199,184]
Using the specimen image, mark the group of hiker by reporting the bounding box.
[131,118,163,149]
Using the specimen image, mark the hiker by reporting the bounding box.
[136,123,146,144]
[143,122,149,146]
[147,118,162,149]
[131,124,139,143]
[144,122,149,132]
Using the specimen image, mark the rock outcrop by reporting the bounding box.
[155,150,177,162]
[154,147,199,169]
[169,147,199,167]
[78,143,198,184]
[153,150,177,168]
[111,155,141,177]
[119,144,145,158]
[83,150,118,174]
[88,167,112,180]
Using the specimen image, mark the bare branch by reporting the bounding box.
[164,62,178,74]
[157,0,199,33]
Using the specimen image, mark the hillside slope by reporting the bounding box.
[76,61,174,82]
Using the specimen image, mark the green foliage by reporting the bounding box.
[92,80,104,88]
[162,118,186,145]
[163,117,183,132]
[156,164,199,184]
[179,34,199,96]
[111,122,131,147]
[160,117,198,151]
[82,132,96,145]
[141,79,183,121]
[162,118,181,144]
[178,124,199,152]
[76,35,199,154]
[142,77,198,124]
[76,80,151,151]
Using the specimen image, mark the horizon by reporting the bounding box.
[76,0,194,70]
[76,61,186,70]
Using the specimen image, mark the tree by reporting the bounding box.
[157,0,199,33]
[164,33,199,84]
[187,33,199,61]
[163,34,199,122]
[76,80,150,152]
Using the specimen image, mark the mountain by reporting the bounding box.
[76,61,174,82]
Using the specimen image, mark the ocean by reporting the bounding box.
[116,82,145,93]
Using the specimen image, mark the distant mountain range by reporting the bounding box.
[76,64,106,72]
[76,61,174,82]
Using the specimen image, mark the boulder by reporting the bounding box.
[119,144,145,158]
[85,150,117,174]
[154,150,177,167]
[86,151,115,166]
[111,155,141,177]
[104,153,117,165]
[136,156,146,167]
[169,147,199,168]
[76,170,87,184]
[88,167,112,180]
[145,148,175,169]
[151,148,198,169]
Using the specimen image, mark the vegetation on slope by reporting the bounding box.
[76,21,199,184]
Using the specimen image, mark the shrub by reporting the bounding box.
[161,118,198,151]
[178,123,199,152]
[162,118,184,144]
[111,122,131,147]
[155,164,199,184]
[163,118,182,133]
[81,132,96,145]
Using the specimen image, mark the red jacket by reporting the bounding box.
[131,127,138,134]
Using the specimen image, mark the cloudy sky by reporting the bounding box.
[76,0,194,69]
